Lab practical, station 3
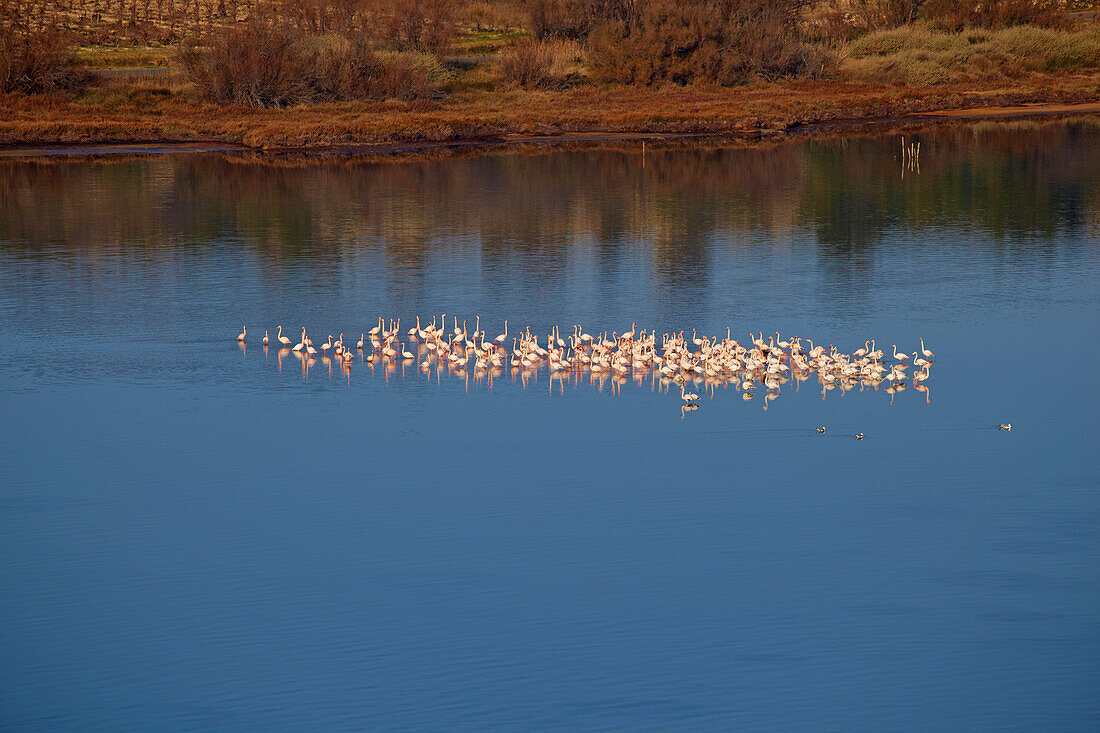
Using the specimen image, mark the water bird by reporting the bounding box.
[262,330,269,345]
[999,423,1012,431]
[244,317,935,415]
[816,427,826,433]
[237,326,246,342]
[854,433,864,440]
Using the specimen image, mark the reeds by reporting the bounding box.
[497,39,581,89]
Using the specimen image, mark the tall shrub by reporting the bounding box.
[0,25,90,94]
[181,21,438,106]
[587,0,815,85]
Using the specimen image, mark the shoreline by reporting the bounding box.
[2,98,1098,162]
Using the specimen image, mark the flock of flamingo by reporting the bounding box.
[235,317,940,421]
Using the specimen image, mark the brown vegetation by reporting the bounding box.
[918,0,1067,30]
[497,39,581,88]
[586,0,823,85]
[843,24,1100,83]
[1,0,1099,148]
[812,0,1072,38]
[0,25,91,94]
[3,73,1098,150]
[179,20,439,106]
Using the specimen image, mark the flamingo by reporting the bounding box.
[920,338,934,359]
[245,317,934,414]
[236,326,246,342]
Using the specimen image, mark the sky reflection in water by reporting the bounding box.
[0,120,1098,731]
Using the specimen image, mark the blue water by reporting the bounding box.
[1,121,1098,730]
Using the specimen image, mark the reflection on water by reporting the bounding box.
[0,120,1098,731]
[2,120,1097,260]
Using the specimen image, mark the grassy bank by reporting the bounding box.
[4,75,1098,149]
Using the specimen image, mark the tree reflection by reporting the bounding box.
[1,120,1096,281]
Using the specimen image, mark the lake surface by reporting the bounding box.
[1,120,1098,731]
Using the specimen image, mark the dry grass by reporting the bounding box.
[843,23,1100,84]
[497,39,583,88]
[3,73,1098,149]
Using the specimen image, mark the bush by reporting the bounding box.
[375,0,457,55]
[919,0,1066,30]
[280,0,374,35]
[525,0,640,39]
[181,22,314,107]
[0,26,91,94]
[809,0,922,39]
[180,21,439,107]
[497,39,582,88]
[813,0,1068,38]
[586,0,815,86]
[315,45,439,101]
[277,0,456,54]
